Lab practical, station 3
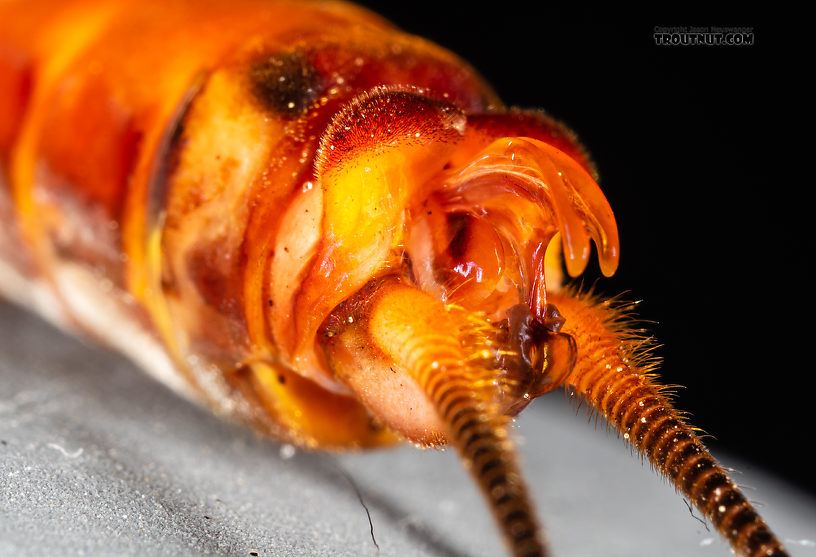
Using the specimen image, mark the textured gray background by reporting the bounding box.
[1,300,814,557]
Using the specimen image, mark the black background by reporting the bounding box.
[353,3,812,496]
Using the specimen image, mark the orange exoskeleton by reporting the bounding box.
[0,1,788,555]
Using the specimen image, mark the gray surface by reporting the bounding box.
[1,300,814,557]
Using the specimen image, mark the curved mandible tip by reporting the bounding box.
[502,137,620,278]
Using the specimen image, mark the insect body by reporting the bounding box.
[0,1,788,555]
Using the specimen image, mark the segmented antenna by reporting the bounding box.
[553,292,788,557]
[399,327,547,557]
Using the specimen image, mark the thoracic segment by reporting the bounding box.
[551,291,788,557]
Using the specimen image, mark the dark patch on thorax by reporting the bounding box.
[250,49,323,117]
